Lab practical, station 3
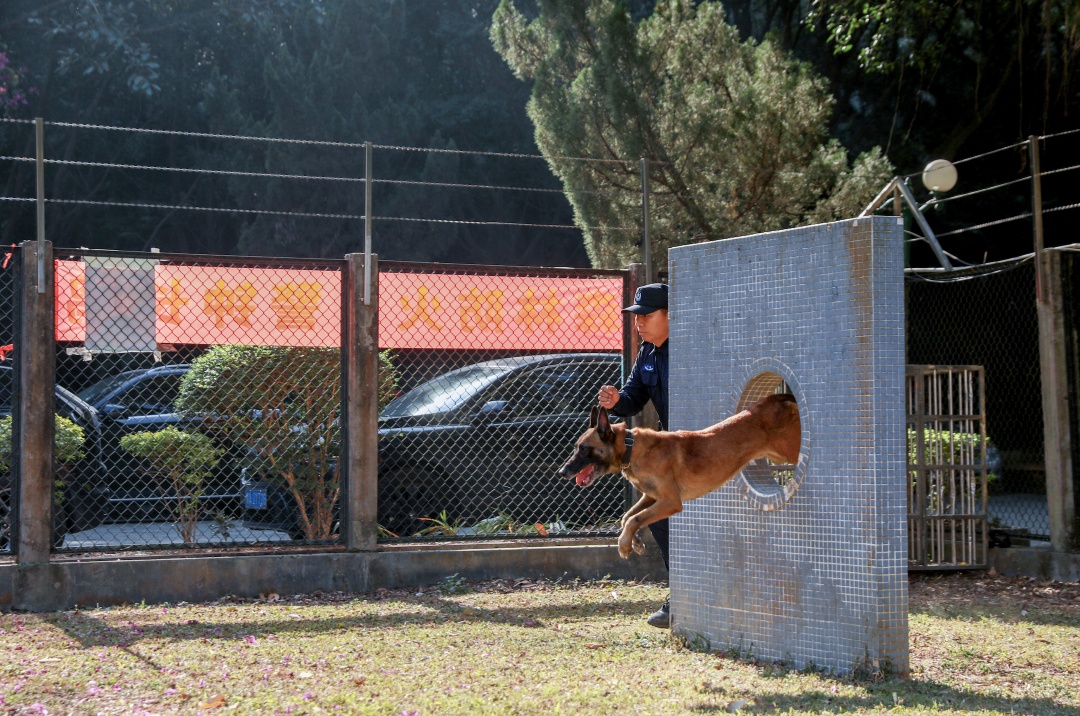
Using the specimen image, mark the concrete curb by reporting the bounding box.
[0,540,669,611]
[989,545,1080,582]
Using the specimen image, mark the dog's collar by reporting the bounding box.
[622,429,634,468]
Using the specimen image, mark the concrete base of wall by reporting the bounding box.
[989,545,1080,582]
[0,539,669,612]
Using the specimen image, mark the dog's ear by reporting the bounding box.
[596,406,614,441]
[589,405,600,429]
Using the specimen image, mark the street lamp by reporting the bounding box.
[922,159,958,192]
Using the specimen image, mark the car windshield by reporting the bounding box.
[77,371,140,405]
[381,365,510,418]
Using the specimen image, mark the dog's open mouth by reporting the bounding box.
[574,464,598,487]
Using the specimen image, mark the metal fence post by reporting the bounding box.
[15,240,55,563]
[344,252,379,550]
[1031,136,1076,551]
[640,159,651,284]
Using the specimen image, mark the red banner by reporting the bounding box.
[382,272,622,350]
[54,261,623,351]
[155,265,341,347]
[55,260,86,343]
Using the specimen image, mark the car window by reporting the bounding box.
[381,365,509,418]
[114,374,182,415]
[77,371,140,405]
[496,363,599,418]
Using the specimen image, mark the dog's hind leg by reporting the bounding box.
[618,499,681,559]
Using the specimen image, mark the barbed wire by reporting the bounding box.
[1038,127,1080,141]
[920,176,1030,208]
[900,140,1029,180]
[0,195,631,232]
[935,212,1033,238]
[373,214,634,231]
[0,154,598,195]
[18,197,363,220]
[0,155,364,183]
[0,117,641,165]
[371,142,639,165]
[905,253,1035,283]
[1039,163,1080,178]
[1042,201,1080,215]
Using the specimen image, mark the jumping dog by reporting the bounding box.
[557,394,801,558]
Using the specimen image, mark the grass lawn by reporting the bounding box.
[1,570,1078,715]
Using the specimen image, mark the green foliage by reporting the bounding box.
[416,510,464,537]
[906,427,998,481]
[491,0,893,271]
[436,573,469,595]
[0,415,85,506]
[176,345,341,540]
[0,414,85,471]
[120,427,221,544]
[0,1,581,266]
[176,345,398,540]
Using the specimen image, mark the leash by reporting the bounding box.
[622,429,634,468]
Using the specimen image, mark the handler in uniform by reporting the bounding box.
[597,282,671,628]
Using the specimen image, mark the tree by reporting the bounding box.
[0,0,314,253]
[806,0,1080,159]
[0,0,590,266]
[175,345,398,540]
[715,0,1080,263]
[211,0,587,266]
[491,0,892,271]
[120,427,221,545]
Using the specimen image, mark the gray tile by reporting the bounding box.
[667,217,908,676]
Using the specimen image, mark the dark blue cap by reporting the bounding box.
[623,283,668,314]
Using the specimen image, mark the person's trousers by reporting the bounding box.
[648,517,670,571]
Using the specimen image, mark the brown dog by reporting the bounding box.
[557,394,801,558]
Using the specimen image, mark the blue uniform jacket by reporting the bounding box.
[611,340,668,430]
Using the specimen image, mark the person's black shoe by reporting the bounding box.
[647,598,670,629]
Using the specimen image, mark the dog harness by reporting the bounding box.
[622,430,634,468]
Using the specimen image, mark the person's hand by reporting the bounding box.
[598,385,620,410]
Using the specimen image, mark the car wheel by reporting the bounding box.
[65,486,106,533]
[378,466,449,537]
[0,483,10,552]
[52,500,69,549]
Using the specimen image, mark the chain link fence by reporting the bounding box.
[906,259,1049,539]
[51,249,346,552]
[376,262,628,541]
[5,251,629,554]
[0,246,17,554]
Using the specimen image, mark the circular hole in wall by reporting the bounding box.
[734,369,808,511]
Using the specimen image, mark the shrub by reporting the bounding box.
[120,427,220,544]
[906,427,998,481]
[176,346,398,540]
[0,414,85,471]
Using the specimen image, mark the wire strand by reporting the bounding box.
[0,195,629,232]
[921,176,1030,208]
[935,212,1033,237]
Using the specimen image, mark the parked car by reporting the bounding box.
[0,365,106,546]
[75,364,243,524]
[243,353,626,537]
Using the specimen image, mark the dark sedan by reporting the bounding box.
[375,352,625,535]
[244,352,625,538]
[0,365,106,546]
[75,364,243,524]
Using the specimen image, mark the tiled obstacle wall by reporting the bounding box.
[667,217,909,676]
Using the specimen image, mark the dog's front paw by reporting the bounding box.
[632,535,645,555]
[617,535,633,559]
